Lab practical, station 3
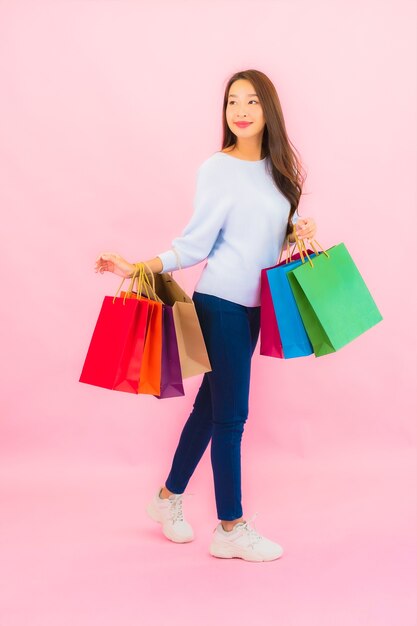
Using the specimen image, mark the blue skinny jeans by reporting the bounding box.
[165,291,260,521]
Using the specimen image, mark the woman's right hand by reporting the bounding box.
[95,253,136,278]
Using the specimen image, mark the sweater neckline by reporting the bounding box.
[216,151,266,163]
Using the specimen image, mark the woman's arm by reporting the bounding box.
[95,161,228,279]
[94,254,163,278]
[140,256,163,275]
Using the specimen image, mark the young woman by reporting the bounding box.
[95,69,317,562]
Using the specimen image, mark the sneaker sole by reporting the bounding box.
[209,542,283,562]
[146,501,194,544]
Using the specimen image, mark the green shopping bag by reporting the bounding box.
[287,239,383,357]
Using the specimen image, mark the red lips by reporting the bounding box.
[235,122,252,128]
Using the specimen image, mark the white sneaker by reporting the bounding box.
[146,487,194,543]
[209,514,284,562]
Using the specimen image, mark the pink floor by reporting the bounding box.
[1,445,415,626]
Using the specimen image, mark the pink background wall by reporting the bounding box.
[0,1,416,625]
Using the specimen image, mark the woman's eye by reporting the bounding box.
[228,100,258,105]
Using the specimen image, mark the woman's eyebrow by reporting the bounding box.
[228,93,258,98]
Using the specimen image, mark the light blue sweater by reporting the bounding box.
[157,151,298,307]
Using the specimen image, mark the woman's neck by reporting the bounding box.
[228,139,264,161]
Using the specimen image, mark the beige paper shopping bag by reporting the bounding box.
[136,259,212,379]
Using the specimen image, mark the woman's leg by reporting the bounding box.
[164,373,213,494]
[220,304,261,528]
[163,293,260,515]
[191,293,260,522]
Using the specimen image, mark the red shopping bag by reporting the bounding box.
[79,295,149,393]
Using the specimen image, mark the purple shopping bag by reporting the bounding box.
[154,305,185,399]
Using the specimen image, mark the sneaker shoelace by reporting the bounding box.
[168,492,194,524]
[234,513,264,549]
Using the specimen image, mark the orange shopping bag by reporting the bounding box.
[138,299,163,395]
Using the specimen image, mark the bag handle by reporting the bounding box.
[113,266,140,304]
[306,238,329,260]
[112,262,163,305]
[277,224,329,267]
[133,262,164,303]
[294,231,314,267]
[133,264,152,301]
[277,229,312,265]
[278,235,297,265]
[292,230,329,268]
[134,261,156,293]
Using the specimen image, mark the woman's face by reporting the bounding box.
[225,79,266,141]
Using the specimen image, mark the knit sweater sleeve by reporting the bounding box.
[156,162,229,273]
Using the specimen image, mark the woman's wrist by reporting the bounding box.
[126,263,138,278]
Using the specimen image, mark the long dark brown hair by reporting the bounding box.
[221,69,307,237]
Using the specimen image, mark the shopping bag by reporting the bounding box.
[287,240,383,356]
[267,254,316,358]
[260,266,284,358]
[154,305,185,399]
[260,236,315,359]
[121,268,164,396]
[148,268,212,379]
[79,292,149,394]
[121,295,163,396]
[138,300,163,395]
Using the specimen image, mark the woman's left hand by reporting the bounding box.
[295,217,317,240]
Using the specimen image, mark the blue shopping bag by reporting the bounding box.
[266,254,317,358]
